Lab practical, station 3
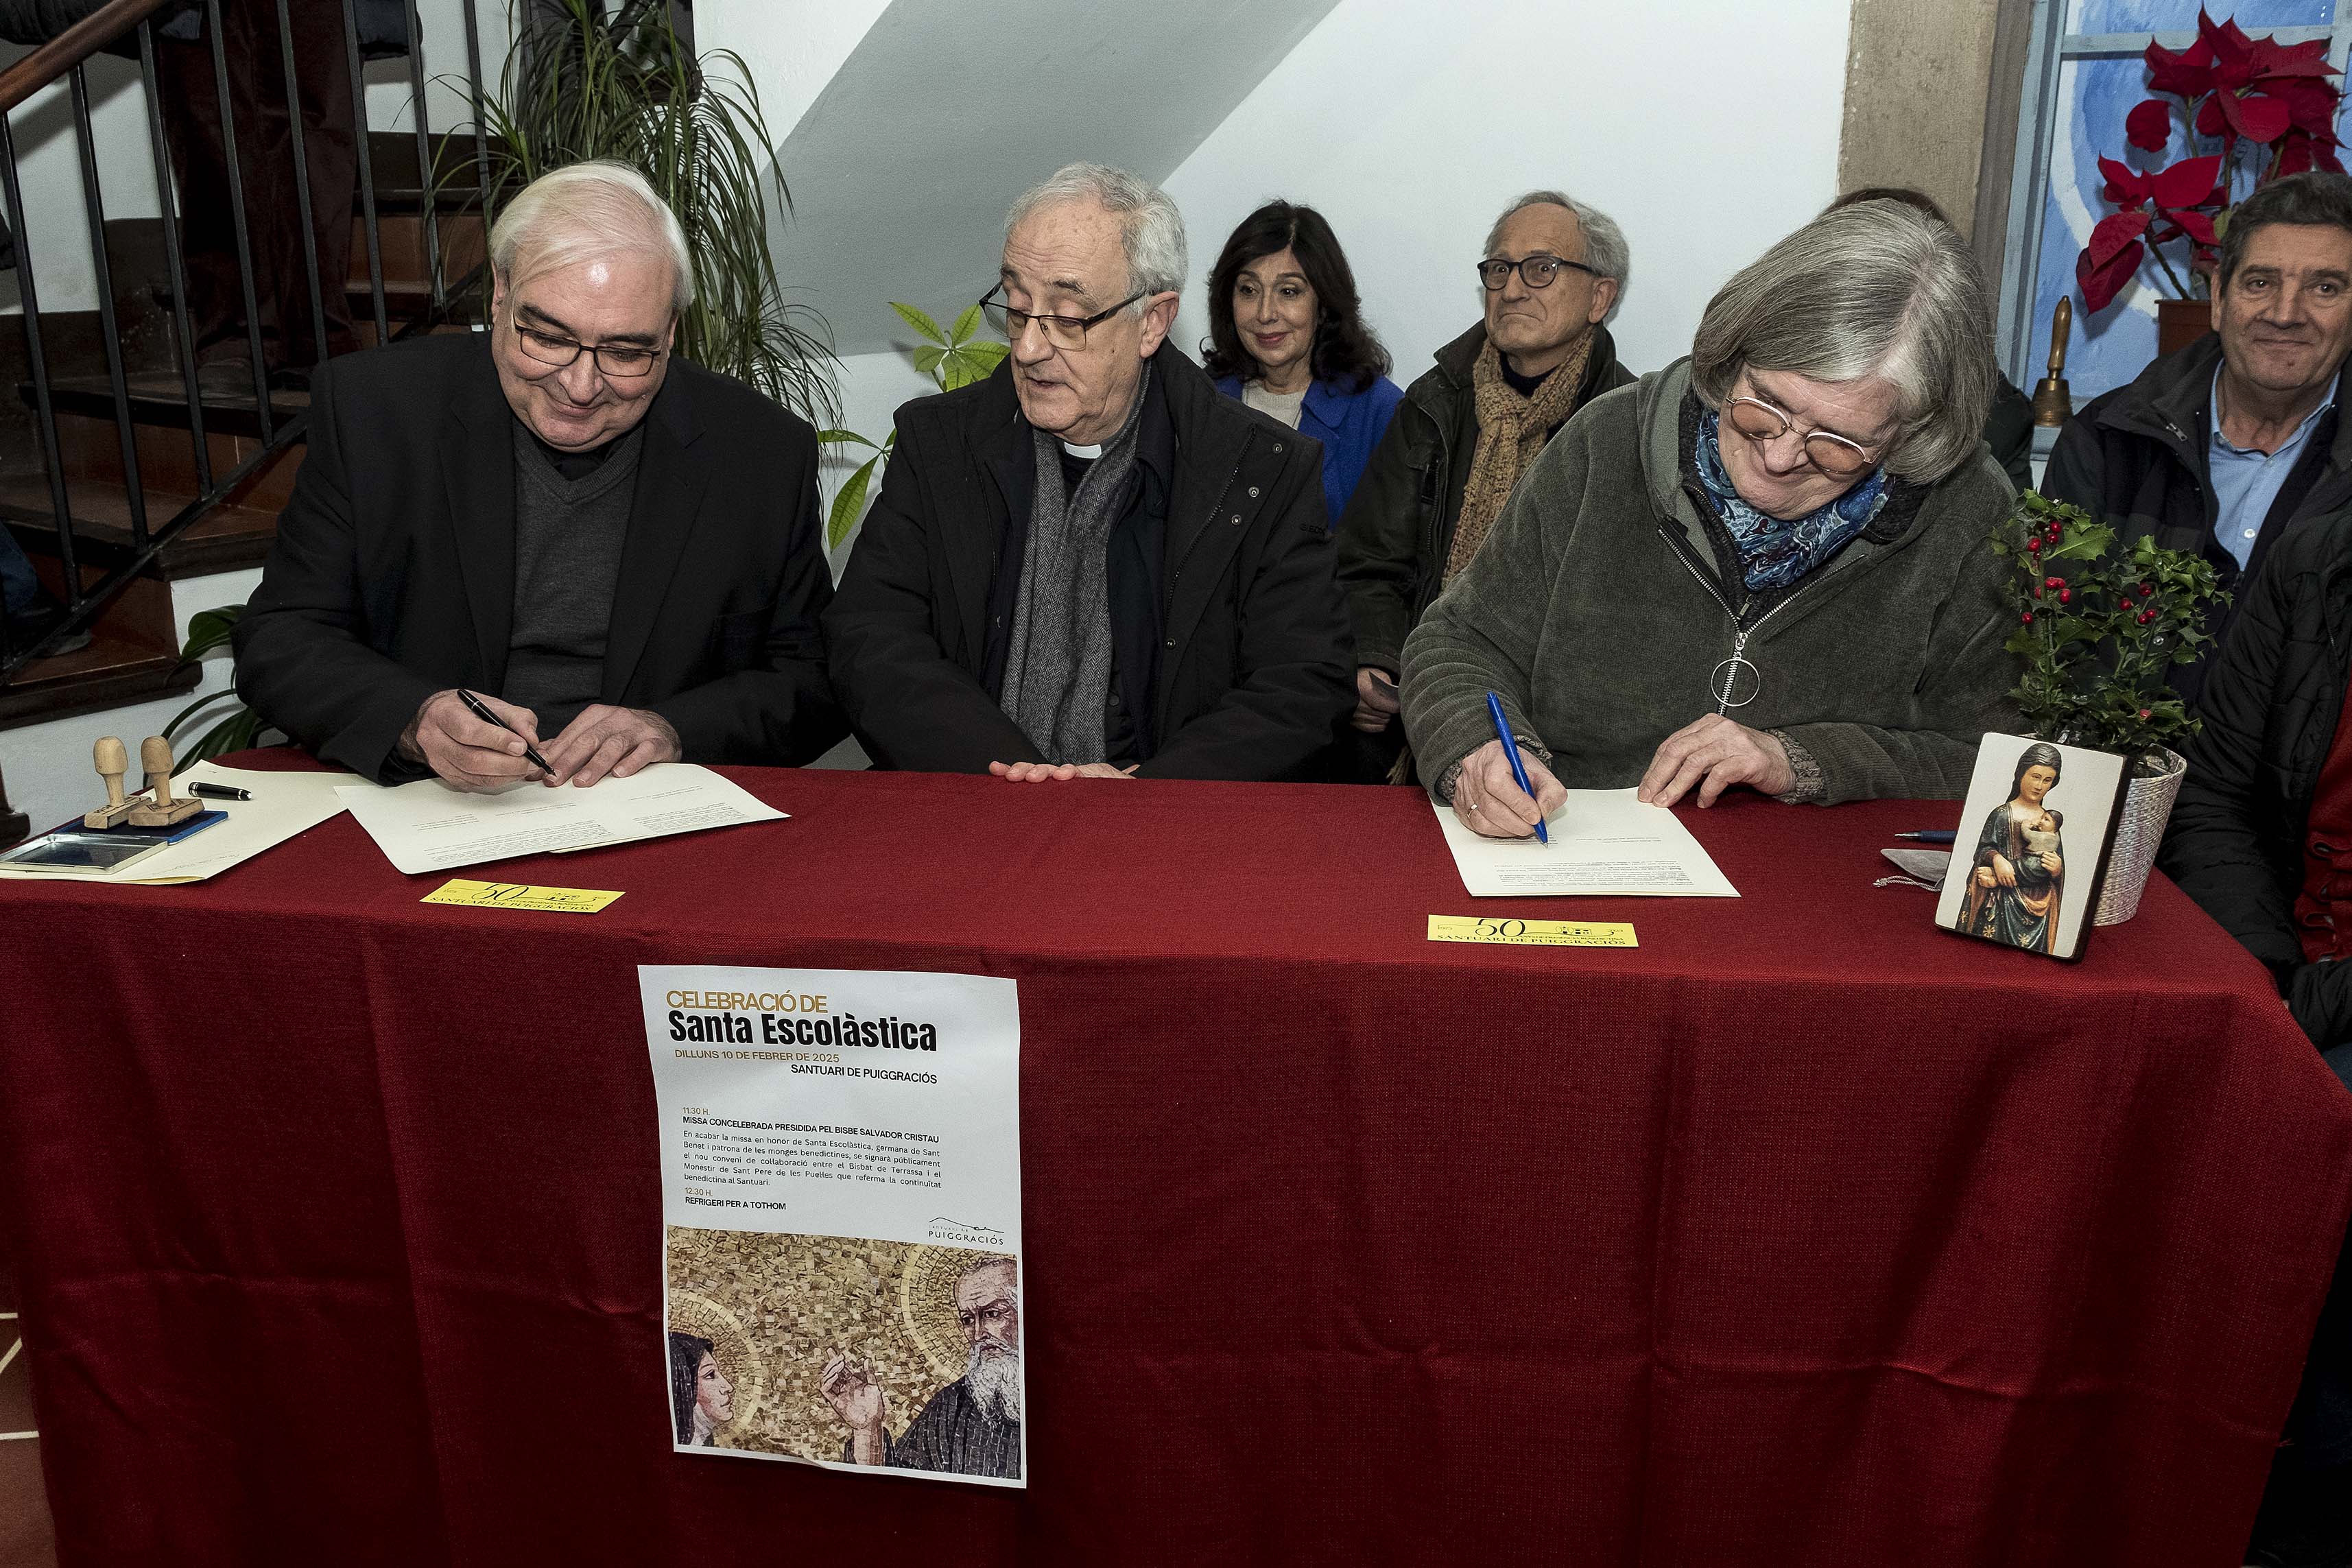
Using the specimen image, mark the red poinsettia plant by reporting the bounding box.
[2078,9,2344,313]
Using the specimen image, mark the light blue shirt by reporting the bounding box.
[2209,364,2336,569]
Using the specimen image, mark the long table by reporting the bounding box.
[3,757,2348,1566]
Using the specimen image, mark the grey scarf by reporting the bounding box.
[998,367,1152,763]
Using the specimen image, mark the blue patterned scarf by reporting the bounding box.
[1695,408,1889,592]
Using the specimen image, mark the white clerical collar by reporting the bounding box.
[1061,441,1104,459]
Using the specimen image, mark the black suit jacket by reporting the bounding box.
[234,332,844,781]
[822,344,1353,780]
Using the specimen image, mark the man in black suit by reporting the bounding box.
[235,160,842,788]
[823,162,1352,783]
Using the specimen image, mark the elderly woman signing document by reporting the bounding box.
[1401,200,2021,838]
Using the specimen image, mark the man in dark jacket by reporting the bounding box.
[2043,171,2352,703]
[2159,514,2352,1567]
[1334,191,1636,775]
[235,163,843,787]
[824,163,1352,783]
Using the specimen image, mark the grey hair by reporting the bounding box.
[1005,163,1188,309]
[1689,199,1995,485]
[1484,189,1630,320]
[488,159,696,313]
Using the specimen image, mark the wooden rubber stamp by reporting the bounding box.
[83,735,139,829]
[127,735,202,827]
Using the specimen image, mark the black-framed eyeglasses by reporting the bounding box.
[979,284,1150,351]
[1475,254,1599,292]
[512,319,666,379]
[1724,393,1883,478]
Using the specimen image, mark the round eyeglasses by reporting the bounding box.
[1723,394,1882,478]
[1475,254,1599,292]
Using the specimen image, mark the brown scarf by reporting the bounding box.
[1442,333,1592,582]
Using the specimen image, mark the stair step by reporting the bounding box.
[25,370,306,439]
[0,477,278,578]
[0,568,195,730]
[0,627,199,728]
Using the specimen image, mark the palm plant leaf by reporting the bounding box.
[475,0,840,429]
[828,453,882,551]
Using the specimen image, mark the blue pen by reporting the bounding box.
[1484,689,1547,845]
[1894,830,1957,844]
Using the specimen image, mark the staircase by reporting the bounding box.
[1,130,487,731]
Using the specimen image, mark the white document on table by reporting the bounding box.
[1431,789,1740,897]
[0,761,357,885]
[337,762,783,875]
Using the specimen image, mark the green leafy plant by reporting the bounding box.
[160,604,280,763]
[1991,490,2228,774]
[476,0,839,426]
[818,302,1009,549]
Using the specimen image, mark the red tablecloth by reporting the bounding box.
[3,755,2349,1566]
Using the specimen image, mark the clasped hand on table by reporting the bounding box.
[1451,713,1795,840]
[401,689,680,791]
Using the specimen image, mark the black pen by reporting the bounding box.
[456,689,556,774]
[188,783,251,801]
[1894,830,1956,844]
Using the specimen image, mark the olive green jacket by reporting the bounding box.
[1399,359,2023,804]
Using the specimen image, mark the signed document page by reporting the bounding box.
[1431,789,1739,898]
[337,763,783,875]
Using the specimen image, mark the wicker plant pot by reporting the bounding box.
[2094,748,2189,926]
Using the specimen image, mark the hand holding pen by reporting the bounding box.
[1451,693,1567,842]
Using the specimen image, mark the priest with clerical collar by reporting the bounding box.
[824,161,1353,783]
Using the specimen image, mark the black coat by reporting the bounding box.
[1335,321,1636,675]
[2158,510,2352,1046]
[823,344,1353,780]
[2041,332,2352,702]
[234,331,844,781]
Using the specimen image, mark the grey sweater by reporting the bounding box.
[1399,359,2022,805]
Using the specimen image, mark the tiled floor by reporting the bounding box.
[0,1253,58,1568]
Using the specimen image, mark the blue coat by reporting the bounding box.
[1215,372,1404,529]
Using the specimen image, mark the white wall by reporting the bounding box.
[696,0,895,143]
[1161,0,1855,383]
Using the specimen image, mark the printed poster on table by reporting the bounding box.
[641,965,1024,1487]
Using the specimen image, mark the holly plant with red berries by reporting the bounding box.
[2078,8,2344,314]
[1991,492,2227,774]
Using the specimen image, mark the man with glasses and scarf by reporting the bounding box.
[235,161,844,788]
[825,163,1353,782]
[1335,191,1637,780]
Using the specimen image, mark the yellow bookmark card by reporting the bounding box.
[1427,914,1637,948]
[423,879,626,914]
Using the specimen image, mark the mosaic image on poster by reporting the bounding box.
[665,1234,1021,1478]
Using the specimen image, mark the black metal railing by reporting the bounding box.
[0,0,497,680]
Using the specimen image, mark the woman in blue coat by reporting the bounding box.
[1204,202,1402,529]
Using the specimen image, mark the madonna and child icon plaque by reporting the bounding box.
[1932,733,2130,963]
[642,966,1026,1486]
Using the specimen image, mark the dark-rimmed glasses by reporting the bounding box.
[1476,254,1598,292]
[1724,393,1883,478]
[512,320,665,379]
[979,285,1150,351]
